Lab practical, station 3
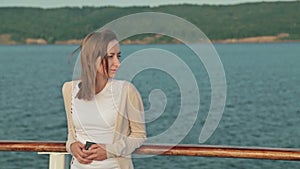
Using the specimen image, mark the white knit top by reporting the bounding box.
[71,79,124,169]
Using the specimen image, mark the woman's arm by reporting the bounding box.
[106,82,146,158]
[66,125,76,154]
[62,82,77,154]
[63,82,93,164]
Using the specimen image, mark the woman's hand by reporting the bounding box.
[70,142,93,164]
[83,144,107,161]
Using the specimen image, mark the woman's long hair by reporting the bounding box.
[72,29,117,101]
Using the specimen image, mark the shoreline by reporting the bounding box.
[1,34,300,45]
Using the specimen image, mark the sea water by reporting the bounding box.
[0,43,299,169]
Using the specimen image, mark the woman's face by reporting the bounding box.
[104,39,121,78]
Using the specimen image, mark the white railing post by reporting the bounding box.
[38,152,69,169]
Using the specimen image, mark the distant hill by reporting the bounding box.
[0,1,300,44]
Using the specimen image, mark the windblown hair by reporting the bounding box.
[71,29,117,101]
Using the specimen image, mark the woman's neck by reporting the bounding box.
[95,76,108,94]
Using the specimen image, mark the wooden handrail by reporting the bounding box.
[0,141,66,152]
[1,141,300,161]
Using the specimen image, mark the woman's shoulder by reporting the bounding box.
[113,79,134,86]
[62,80,81,90]
[111,79,138,93]
[111,79,131,86]
[62,80,81,86]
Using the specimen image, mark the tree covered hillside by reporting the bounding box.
[0,1,299,44]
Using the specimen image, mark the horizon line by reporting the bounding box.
[0,0,298,9]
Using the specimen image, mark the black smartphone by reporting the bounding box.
[85,141,96,150]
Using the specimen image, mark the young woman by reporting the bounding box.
[62,29,146,169]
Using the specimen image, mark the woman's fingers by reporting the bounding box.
[71,142,93,164]
[87,143,104,150]
[85,144,106,154]
[85,151,106,161]
[75,154,93,164]
[72,142,107,162]
[78,142,85,149]
[84,145,107,161]
[85,153,98,160]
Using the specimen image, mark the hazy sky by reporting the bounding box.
[0,0,297,8]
